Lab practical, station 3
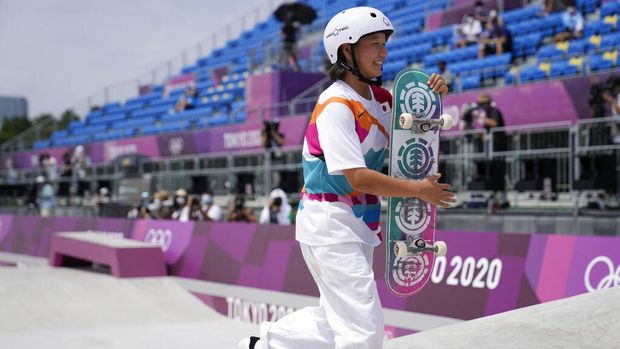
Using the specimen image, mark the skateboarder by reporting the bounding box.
[239,7,454,349]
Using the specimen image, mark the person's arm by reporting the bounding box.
[258,207,270,224]
[342,169,454,208]
[483,116,498,127]
[272,130,285,146]
[243,208,257,223]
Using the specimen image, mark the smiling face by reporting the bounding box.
[342,31,388,79]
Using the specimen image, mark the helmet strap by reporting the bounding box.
[338,44,383,86]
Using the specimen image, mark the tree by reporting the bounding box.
[0,116,32,144]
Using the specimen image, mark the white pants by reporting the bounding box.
[257,242,384,349]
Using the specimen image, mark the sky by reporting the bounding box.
[0,0,277,118]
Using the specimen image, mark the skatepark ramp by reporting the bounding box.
[0,266,259,349]
[385,286,620,349]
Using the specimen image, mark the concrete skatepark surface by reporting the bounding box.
[0,266,259,349]
[1,260,618,349]
[385,286,620,349]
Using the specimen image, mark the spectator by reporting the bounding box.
[543,0,568,15]
[70,145,89,204]
[42,154,59,184]
[173,84,198,113]
[281,14,301,71]
[150,190,171,219]
[478,15,512,58]
[437,60,454,91]
[463,93,507,192]
[554,3,584,43]
[602,76,620,143]
[127,192,155,219]
[455,14,482,48]
[172,194,204,222]
[38,176,56,217]
[261,119,285,159]
[94,187,111,216]
[5,159,17,185]
[262,119,285,149]
[200,191,223,221]
[25,177,41,213]
[259,188,291,225]
[226,195,257,222]
[170,188,188,216]
[474,0,490,27]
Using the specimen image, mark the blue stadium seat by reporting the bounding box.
[140,125,161,136]
[550,60,579,77]
[34,140,50,149]
[519,66,547,82]
[536,44,565,61]
[589,53,615,71]
[601,1,620,17]
[568,39,588,56]
[584,20,615,37]
[461,75,481,90]
[600,32,620,50]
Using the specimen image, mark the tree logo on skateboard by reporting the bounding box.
[398,81,437,117]
[394,198,432,235]
[397,138,434,179]
[392,254,431,287]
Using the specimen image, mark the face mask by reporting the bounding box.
[176,197,186,206]
[201,194,212,205]
[149,199,161,211]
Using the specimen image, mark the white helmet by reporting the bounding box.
[323,7,395,64]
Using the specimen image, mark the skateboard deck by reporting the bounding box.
[385,68,450,297]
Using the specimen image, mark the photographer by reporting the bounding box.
[226,195,257,223]
[172,194,204,222]
[259,188,291,225]
[603,76,620,144]
[590,76,620,144]
[261,119,285,156]
[463,93,507,193]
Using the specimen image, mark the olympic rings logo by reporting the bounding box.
[584,256,620,292]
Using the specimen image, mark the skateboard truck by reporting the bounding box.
[393,235,447,258]
[399,113,454,133]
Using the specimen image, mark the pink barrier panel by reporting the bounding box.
[1,215,619,321]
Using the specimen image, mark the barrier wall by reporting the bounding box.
[1,214,619,322]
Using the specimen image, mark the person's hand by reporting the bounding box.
[415,173,455,208]
[427,73,449,96]
[602,91,614,103]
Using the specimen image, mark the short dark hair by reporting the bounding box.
[328,62,347,81]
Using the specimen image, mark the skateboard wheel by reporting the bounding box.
[440,114,453,130]
[399,113,413,129]
[394,241,409,258]
[434,241,447,257]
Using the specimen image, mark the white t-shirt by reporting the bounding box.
[296,80,392,247]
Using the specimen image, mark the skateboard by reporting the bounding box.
[386,68,453,297]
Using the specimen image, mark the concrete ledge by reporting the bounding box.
[50,232,166,278]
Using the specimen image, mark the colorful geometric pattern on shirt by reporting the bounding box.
[305,97,389,158]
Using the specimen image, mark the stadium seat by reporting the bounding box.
[520,66,547,82]
[601,2,620,17]
[589,53,615,71]
[34,140,50,149]
[461,75,481,90]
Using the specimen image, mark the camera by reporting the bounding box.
[234,196,245,210]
